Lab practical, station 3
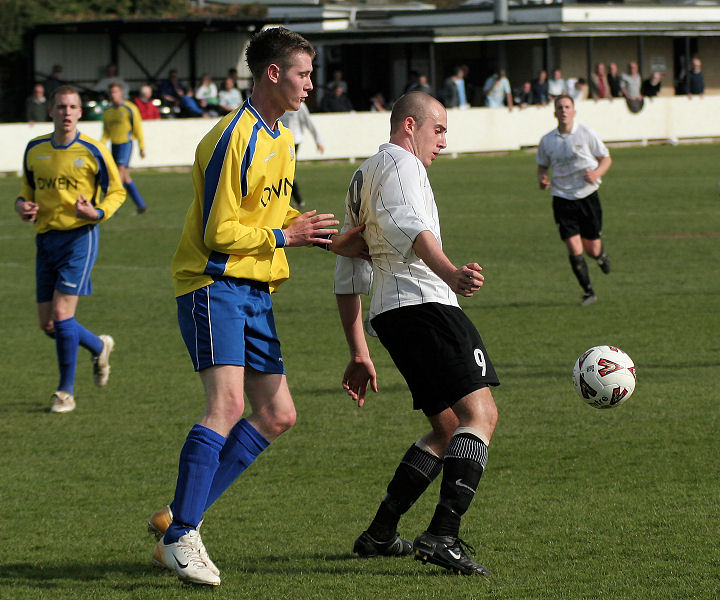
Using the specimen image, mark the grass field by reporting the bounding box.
[1,143,719,600]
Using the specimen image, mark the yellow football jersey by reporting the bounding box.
[171,100,301,297]
[18,132,126,233]
[102,100,145,149]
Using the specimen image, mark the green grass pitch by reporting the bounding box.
[1,143,719,599]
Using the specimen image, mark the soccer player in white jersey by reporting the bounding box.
[145,27,366,587]
[537,95,613,305]
[334,92,500,576]
[15,85,125,413]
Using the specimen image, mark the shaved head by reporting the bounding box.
[390,92,444,134]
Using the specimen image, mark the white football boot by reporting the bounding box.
[149,506,219,577]
[50,391,75,413]
[92,335,115,387]
[153,529,220,586]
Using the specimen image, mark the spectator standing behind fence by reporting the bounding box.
[686,57,705,97]
[159,70,186,108]
[483,70,513,109]
[321,84,354,112]
[591,63,610,99]
[44,65,64,99]
[134,85,160,120]
[548,69,566,101]
[531,69,549,105]
[620,62,642,101]
[279,102,325,209]
[438,67,463,108]
[94,64,128,99]
[607,62,623,98]
[407,73,433,96]
[218,76,243,115]
[641,72,663,98]
[26,84,49,123]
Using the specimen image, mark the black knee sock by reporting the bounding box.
[428,432,488,539]
[569,254,593,294]
[367,443,443,541]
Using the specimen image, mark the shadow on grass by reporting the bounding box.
[0,561,169,587]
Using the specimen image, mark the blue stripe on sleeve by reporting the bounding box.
[202,107,247,236]
[273,229,286,248]
[122,103,134,142]
[77,137,110,194]
[24,136,52,190]
[204,250,231,277]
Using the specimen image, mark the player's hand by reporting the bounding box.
[140,149,147,159]
[447,263,484,297]
[342,356,378,408]
[317,143,325,154]
[539,174,550,190]
[283,210,339,247]
[584,169,599,184]
[75,194,100,220]
[329,224,370,260]
[15,199,38,222]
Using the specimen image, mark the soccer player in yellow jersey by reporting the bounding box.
[102,82,147,214]
[147,27,367,587]
[14,85,126,413]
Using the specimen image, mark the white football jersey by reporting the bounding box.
[536,122,609,200]
[334,143,458,321]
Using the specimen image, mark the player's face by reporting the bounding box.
[50,92,82,136]
[411,104,447,168]
[110,85,124,105]
[554,97,575,127]
[277,51,314,112]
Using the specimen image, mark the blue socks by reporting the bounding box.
[204,419,269,509]
[165,419,269,543]
[45,320,103,356]
[164,425,226,544]
[53,317,79,394]
[124,181,146,210]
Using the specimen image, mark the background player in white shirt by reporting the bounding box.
[537,95,612,305]
[334,92,499,576]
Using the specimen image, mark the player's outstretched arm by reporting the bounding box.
[413,230,484,297]
[328,224,370,260]
[282,209,339,247]
[336,293,377,407]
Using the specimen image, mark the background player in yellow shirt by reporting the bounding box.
[14,85,126,413]
[102,82,147,214]
[147,27,367,587]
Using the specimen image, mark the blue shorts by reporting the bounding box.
[35,225,99,303]
[177,277,285,373]
[111,142,133,167]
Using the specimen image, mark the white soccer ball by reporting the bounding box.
[572,345,637,409]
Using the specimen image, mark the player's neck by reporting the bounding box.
[557,120,573,134]
[249,91,282,130]
[53,128,78,146]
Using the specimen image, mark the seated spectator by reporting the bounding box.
[43,64,64,99]
[179,88,207,118]
[94,64,128,99]
[134,84,161,120]
[26,83,49,123]
[567,77,589,102]
[607,62,623,98]
[159,69,186,107]
[548,69,566,100]
[591,63,610,99]
[326,69,348,95]
[513,81,534,108]
[218,77,243,115]
[531,69,549,105]
[320,84,354,112]
[370,92,389,112]
[196,74,219,115]
[407,73,433,96]
[641,72,663,97]
[483,69,513,109]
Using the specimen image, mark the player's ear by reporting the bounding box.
[267,63,281,84]
[403,115,416,134]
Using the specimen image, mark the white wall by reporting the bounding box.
[3,95,718,175]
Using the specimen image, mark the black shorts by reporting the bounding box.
[552,191,603,241]
[371,303,499,417]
